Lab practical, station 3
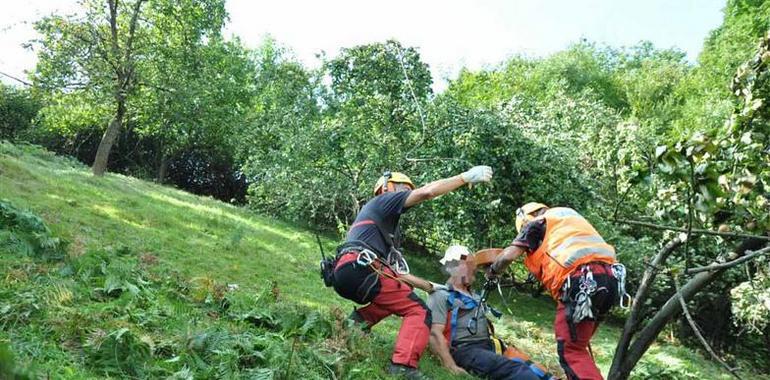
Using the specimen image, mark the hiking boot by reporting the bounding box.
[387,363,430,380]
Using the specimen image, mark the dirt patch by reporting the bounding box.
[68,235,87,258]
[140,252,159,266]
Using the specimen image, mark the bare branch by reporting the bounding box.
[610,238,765,380]
[405,157,470,163]
[106,0,127,98]
[123,0,146,80]
[685,159,696,268]
[0,71,32,86]
[612,182,635,221]
[137,81,175,93]
[673,274,743,380]
[686,245,770,274]
[615,218,770,241]
[89,27,119,72]
[108,0,120,61]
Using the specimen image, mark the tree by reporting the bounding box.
[32,0,228,176]
[242,40,433,229]
[609,30,770,380]
[134,36,255,183]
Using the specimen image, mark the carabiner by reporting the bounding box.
[619,293,632,309]
[394,257,410,275]
[356,250,376,266]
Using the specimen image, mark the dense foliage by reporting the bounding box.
[0,86,41,142]
[0,201,350,378]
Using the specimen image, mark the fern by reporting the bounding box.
[0,199,66,260]
[84,327,152,378]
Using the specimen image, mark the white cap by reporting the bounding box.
[440,245,471,265]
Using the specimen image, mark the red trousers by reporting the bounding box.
[554,302,603,380]
[338,254,430,368]
[553,262,618,380]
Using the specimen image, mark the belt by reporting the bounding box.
[571,262,614,277]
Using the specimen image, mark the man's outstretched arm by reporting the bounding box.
[404,165,493,208]
[488,245,527,278]
[399,273,433,293]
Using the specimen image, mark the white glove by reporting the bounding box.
[461,165,493,184]
[429,282,448,293]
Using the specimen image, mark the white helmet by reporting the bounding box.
[440,245,471,265]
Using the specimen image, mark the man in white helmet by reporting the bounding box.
[427,245,554,380]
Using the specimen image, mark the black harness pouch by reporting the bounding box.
[326,233,389,305]
[319,240,377,288]
[331,240,384,305]
[332,259,381,305]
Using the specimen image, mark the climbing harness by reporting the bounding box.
[342,245,408,285]
[476,278,503,321]
[386,247,410,275]
[446,289,481,341]
[560,262,631,341]
[349,210,411,275]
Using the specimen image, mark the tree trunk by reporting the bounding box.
[157,152,169,183]
[610,269,722,380]
[92,99,126,176]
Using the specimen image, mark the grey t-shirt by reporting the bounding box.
[427,287,490,345]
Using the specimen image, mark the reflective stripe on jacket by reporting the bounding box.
[523,207,616,299]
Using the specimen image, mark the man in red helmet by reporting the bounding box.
[332,166,492,379]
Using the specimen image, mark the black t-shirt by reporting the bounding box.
[511,219,546,252]
[345,191,411,256]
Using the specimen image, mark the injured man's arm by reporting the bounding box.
[428,323,468,375]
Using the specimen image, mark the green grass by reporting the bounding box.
[0,141,766,379]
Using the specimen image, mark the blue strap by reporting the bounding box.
[447,290,478,343]
[509,357,550,379]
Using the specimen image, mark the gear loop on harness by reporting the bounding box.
[356,249,377,266]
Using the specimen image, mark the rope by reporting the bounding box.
[395,45,427,140]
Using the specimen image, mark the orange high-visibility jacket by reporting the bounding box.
[523,207,616,299]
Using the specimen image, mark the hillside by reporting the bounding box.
[0,141,764,379]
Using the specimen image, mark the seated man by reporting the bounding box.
[427,245,557,380]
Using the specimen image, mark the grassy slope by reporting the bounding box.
[0,142,764,379]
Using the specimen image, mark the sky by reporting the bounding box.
[1,0,726,91]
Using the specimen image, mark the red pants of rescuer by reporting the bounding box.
[554,263,618,380]
[336,253,430,368]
